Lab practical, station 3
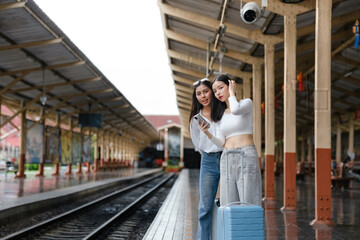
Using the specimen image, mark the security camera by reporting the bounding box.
[240,0,267,24]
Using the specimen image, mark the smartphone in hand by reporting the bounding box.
[194,114,209,125]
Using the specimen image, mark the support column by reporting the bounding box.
[119,137,123,164]
[85,129,92,173]
[164,128,169,169]
[93,129,99,172]
[115,135,119,162]
[264,44,275,201]
[105,132,110,164]
[311,0,333,226]
[243,76,251,99]
[65,118,72,176]
[100,130,104,167]
[252,64,262,170]
[36,107,45,177]
[52,112,60,176]
[348,116,354,160]
[76,127,84,175]
[16,105,26,178]
[179,128,184,169]
[336,122,342,163]
[282,13,297,211]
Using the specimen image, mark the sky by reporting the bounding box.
[34,0,179,116]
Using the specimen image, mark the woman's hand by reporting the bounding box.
[198,121,213,139]
[198,120,210,132]
[228,80,236,97]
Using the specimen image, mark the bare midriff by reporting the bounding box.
[224,134,254,149]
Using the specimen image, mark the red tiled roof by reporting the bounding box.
[144,115,181,130]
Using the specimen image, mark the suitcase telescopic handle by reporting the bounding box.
[222,150,245,240]
[224,201,252,207]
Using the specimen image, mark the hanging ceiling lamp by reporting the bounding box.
[40,66,47,105]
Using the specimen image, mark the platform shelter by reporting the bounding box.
[158,0,360,227]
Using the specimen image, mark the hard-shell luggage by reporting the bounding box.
[217,150,265,240]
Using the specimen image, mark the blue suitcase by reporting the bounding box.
[217,150,265,240]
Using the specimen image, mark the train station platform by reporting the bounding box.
[0,167,161,225]
[144,169,360,240]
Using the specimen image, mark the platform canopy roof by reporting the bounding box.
[158,0,360,137]
[0,0,159,143]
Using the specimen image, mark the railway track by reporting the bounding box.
[1,173,174,240]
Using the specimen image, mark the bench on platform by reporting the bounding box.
[331,162,356,189]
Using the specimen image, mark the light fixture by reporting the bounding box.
[213,44,227,75]
[40,66,47,105]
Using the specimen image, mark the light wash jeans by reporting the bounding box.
[220,145,262,206]
[196,151,221,240]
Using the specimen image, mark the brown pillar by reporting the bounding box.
[164,128,169,169]
[16,106,26,178]
[179,128,184,169]
[100,130,104,167]
[282,13,297,211]
[65,163,72,175]
[93,129,99,172]
[264,44,275,201]
[348,116,354,160]
[114,135,119,163]
[105,131,110,166]
[252,64,262,170]
[52,112,60,176]
[36,108,45,177]
[76,127,84,175]
[76,162,82,174]
[65,119,73,176]
[311,0,333,226]
[85,129,92,173]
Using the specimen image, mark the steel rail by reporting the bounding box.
[1,173,164,240]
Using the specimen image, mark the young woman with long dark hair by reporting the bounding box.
[198,74,262,206]
[189,78,223,240]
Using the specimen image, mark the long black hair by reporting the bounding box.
[211,74,229,122]
[189,79,214,122]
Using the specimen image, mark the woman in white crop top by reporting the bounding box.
[189,78,223,240]
[199,74,262,207]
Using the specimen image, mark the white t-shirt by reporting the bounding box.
[190,110,223,154]
[210,96,253,147]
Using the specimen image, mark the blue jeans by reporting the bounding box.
[196,151,221,240]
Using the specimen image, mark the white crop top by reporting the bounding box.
[210,96,253,147]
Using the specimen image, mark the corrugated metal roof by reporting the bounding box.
[158,0,360,136]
